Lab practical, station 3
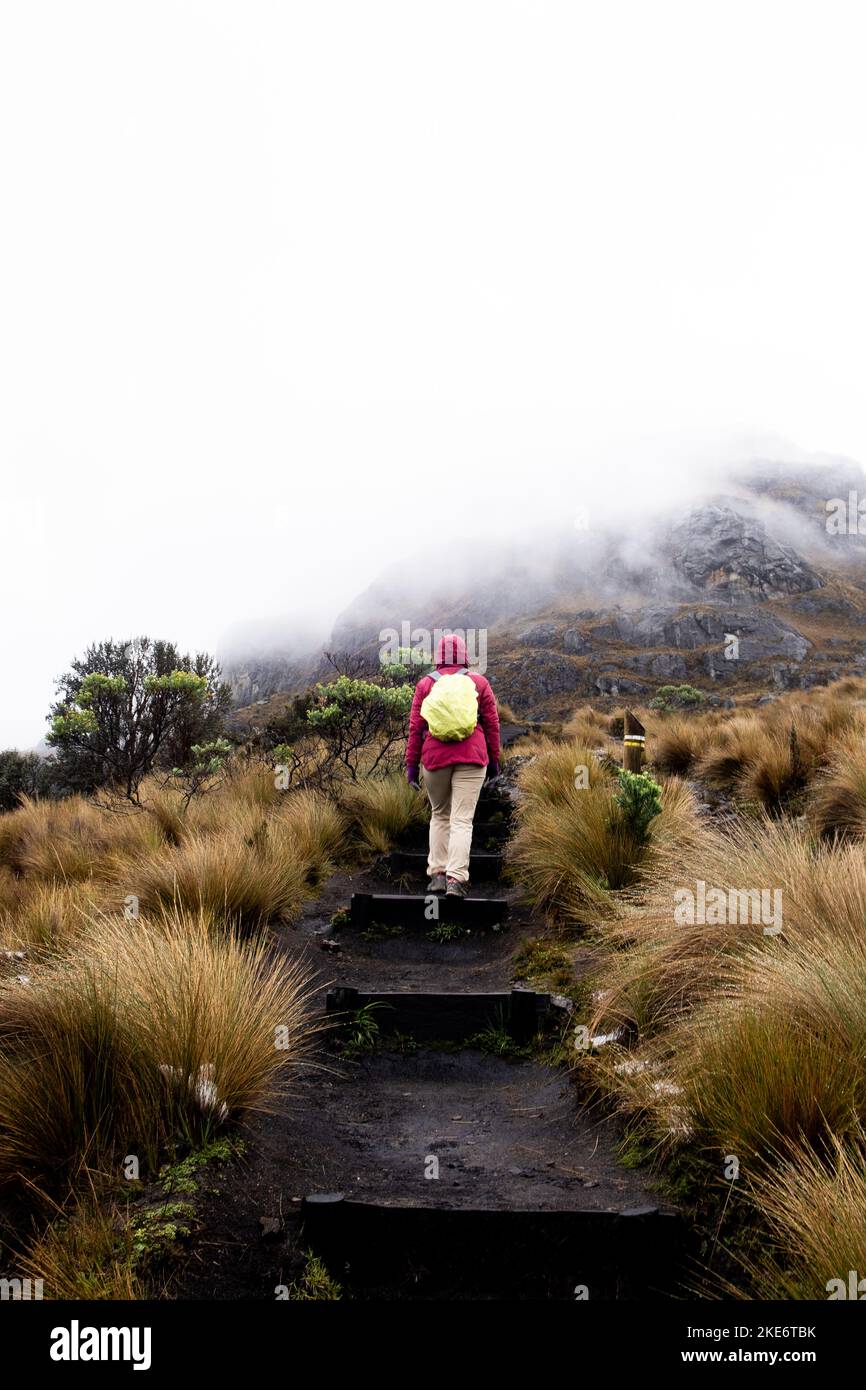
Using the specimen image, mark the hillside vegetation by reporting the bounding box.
[510,674,866,1297]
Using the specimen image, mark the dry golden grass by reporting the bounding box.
[589,815,866,1168]
[0,797,108,880]
[0,762,370,943]
[554,680,866,1283]
[0,866,20,920]
[735,724,819,812]
[339,772,428,854]
[0,880,107,953]
[650,717,702,776]
[809,729,866,839]
[218,762,283,812]
[0,796,165,884]
[591,816,814,1038]
[673,997,863,1159]
[740,1132,866,1298]
[510,741,702,928]
[515,737,608,807]
[268,790,347,885]
[0,906,319,1194]
[594,811,795,1034]
[141,786,189,846]
[22,1196,147,1300]
[131,827,309,930]
[562,706,610,745]
[694,717,769,789]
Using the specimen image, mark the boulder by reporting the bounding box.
[668,504,823,598]
[650,651,688,679]
[562,627,591,654]
[496,652,582,704]
[613,604,810,660]
[516,622,559,646]
[594,674,649,697]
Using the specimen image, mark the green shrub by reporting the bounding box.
[612,770,663,844]
[650,684,705,713]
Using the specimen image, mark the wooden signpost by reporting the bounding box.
[623,709,646,773]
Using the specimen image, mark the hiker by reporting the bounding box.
[405,633,501,896]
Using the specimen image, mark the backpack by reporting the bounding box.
[420,668,479,742]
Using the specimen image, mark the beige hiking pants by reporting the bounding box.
[422,762,487,883]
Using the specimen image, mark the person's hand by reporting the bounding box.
[486,760,500,781]
[407,765,421,788]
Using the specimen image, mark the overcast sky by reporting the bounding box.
[2,1,866,747]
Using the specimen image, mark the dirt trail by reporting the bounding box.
[179,791,681,1301]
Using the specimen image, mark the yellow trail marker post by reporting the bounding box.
[623,709,646,773]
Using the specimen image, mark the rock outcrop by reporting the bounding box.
[221,453,866,718]
[668,505,823,598]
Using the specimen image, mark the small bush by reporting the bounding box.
[650,685,705,713]
[612,770,662,844]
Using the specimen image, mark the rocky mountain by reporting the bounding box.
[222,455,866,721]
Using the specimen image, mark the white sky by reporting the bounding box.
[2,1,866,746]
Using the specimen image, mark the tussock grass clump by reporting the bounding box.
[0,797,112,881]
[0,866,20,921]
[650,717,702,776]
[218,763,283,813]
[0,908,318,1194]
[142,787,189,846]
[0,796,166,885]
[741,1132,866,1299]
[590,820,866,1167]
[269,790,347,884]
[516,737,608,808]
[809,730,866,840]
[562,707,609,746]
[0,812,24,868]
[694,718,768,790]
[339,772,428,854]
[132,828,309,930]
[735,724,818,813]
[682,911,866,1159]
[591,817,813,1038]
[673,999,864,1160]
[22,1195,146,1300]
[510,741,701,927]
[0,880,105,953]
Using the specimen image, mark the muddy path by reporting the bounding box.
[178,788,684,1301]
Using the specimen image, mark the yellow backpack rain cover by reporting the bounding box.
[420,670,479,742]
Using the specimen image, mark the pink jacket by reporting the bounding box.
[406,634,501,771]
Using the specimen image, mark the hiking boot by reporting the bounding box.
[446,877,468,897]
[427,873,447,893]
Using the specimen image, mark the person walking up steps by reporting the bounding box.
[405,632,501,896]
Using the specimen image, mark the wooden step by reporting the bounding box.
[300,1195,682,1299]
[326,986,550,1042]
[350,891,508,931]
